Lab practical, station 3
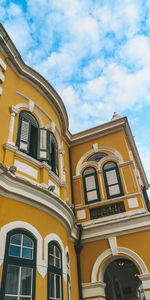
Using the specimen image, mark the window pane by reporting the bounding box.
[56,275,61,298]
[106,170,118,185]
[85,176,96,191]
[23,236,33,248]
[10,234,21,245]
[83,168,94,175]
[109,184,120,196]
[56,258,60,268]
[49,245,54,255]
[5,297,17,300]
[5,265,19,295]
[55,247,60,258]
[49,273,54,297]
[104,162,116,170]
[19,298,31,300]
[49,254,54,266]
[22,248,32,259]
[87,190,97,202]
[9,245,21,257]
[20,267,32,296]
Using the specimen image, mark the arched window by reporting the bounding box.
[1,229,36,300]
[103,161,124,199]
[82,167,100,204]
[16,111,59,176]
[66,253,71,300]
[16,110,39,158]
[48,242,63,300]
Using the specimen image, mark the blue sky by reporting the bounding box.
[1,0,150,191]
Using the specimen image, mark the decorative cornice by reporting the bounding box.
[0,24,69,135]
[0,162,77,240]
[81,209,150,242]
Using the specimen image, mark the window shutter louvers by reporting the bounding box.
[19,119,30,152]
[37,128,50,161]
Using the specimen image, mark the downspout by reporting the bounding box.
[69,148,75,214]
[75,224,83,300]
[69,148,83,298]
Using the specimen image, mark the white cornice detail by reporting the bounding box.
[82,282,106,298]
[75,192,141,210]
[81,209,150,242]
[0,163,77,241]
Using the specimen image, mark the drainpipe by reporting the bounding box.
[69,148,75,214]
[75,224,83,300]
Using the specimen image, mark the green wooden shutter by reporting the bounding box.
[50,134,58,175]
[30,125,38,159]
[37,128,50,161]
[19,118,30,153]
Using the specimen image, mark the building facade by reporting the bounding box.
[0,23,150,300]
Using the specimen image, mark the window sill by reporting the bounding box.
[75,192,141,210]
[4,142,63,186]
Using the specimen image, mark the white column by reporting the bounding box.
[7,106,19,145]
[138,274,150,300]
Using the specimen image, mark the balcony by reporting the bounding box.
[90,201,125,220]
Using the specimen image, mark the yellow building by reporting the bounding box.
[0,23,150,300]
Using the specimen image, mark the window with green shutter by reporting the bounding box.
[16,111,59,176]
[16,111,39,158]
[82,167,100,204]
[103,161,124,199]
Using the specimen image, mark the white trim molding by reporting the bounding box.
[82,282,106,299]
[0,222,70,280]
[0,221,43,272]
[108,237,118,256]
[91,247,148,283]
[138,274,150,290]
[76,147,123,176]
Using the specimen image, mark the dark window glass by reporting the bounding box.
[1,230,36,300]
[82,167,100,204]
[48,243,63,300]
[87,152,107,162]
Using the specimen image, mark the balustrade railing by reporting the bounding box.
[90,201,125,220]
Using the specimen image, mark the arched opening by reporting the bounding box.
[104,257,143,300]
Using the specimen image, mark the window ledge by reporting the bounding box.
[4,142,64,186]
[75,192,141,210]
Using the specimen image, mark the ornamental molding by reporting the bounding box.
[91,246,148,283]
[0,163,77,241]
[81,208,150,242]
[0,221,69,280]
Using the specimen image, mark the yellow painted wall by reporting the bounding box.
[70,130,131,177]
[80,239,108,283]
[0,195,79,300]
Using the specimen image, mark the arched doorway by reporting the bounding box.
[104,257,143,300]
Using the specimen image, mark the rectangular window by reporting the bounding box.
[5,265,33,300]
[49,272,61,300]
